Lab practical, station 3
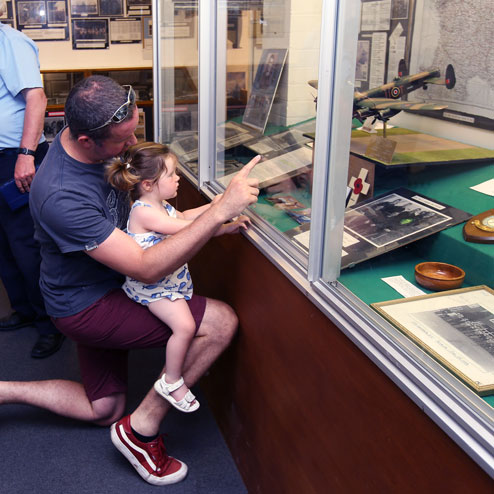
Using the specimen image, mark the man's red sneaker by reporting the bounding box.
[110,415,187,485]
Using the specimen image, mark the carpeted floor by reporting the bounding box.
[0,284,247,494]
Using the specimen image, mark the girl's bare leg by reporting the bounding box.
[148,298,196,402]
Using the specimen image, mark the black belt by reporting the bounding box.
[0,148,20,156]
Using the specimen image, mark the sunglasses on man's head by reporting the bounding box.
[83,85,136,132]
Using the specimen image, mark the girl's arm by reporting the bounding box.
[131,204,194,236]
[180,193,223,220]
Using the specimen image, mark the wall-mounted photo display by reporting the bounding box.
[15,0,69,40]
[110,16,141,44]
[126,0,151,17]
[0,0,14,22]
[72,17,109,49]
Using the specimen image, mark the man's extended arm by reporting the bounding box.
[87,155,261,283]
[14,87,47,192]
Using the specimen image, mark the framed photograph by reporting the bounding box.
[99,0,123,16]
[47,1,67,23]
[242,48,288,132]
[43,111,65,142]
[70,0,98,17]
[0,1,14,20]
[17,1,46,24]
[72,18,108,49]
[340,188,471,269]
[142,15,152,48]
[372,286,494,395]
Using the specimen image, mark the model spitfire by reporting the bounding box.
[309,60,456,124]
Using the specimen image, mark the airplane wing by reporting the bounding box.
[357,98,447,111]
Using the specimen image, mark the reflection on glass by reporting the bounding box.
[159,1,199,175]
[216,0,322,252]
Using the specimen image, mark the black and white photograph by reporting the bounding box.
[391,0,409,19]
[0,0,13,20]
[373,286,494,395]
[17,1,46,24]
[43,113,65,142]
[345,192,451,248]
[339,188,471,269]
[355,39,370,81]
[70,0,98,16]
[47,0,66,23]
[100,0,123,16]
[242,48,288,132]
[72,18,108,49]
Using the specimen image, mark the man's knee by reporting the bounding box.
[200,299,238,344]
[91,392,126,426]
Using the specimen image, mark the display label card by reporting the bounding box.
[470,179,494,197]
[381,275,426,297]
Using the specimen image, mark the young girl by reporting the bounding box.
[106,142,251,413]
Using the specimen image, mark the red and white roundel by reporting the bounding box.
[391,86,401,98]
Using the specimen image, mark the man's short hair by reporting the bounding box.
[65,75,136,144]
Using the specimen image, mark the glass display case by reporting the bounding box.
[155,0,494,476]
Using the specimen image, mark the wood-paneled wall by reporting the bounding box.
[177,179,493,493]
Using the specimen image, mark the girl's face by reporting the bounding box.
[155,155,180,200]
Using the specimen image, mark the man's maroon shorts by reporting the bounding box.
[52,289,207,402]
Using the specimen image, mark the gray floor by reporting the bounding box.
[0,282,247,494]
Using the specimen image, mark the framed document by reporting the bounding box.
[373,286,494,396]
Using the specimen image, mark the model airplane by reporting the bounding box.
[309,60,456,124]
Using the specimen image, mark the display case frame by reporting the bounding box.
[153,0,494,478]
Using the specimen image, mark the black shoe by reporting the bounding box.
[31,333,65,359]
[0,312,34,331]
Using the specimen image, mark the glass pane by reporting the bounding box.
[331,0,494,411]
[215,0,322,260]
[158,1,199,175]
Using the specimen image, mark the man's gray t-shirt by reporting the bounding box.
[30,130,130,317]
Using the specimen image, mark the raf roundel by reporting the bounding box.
[391,86,401,98]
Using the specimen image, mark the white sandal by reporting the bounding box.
[154,374,200,413]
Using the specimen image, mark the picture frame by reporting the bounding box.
[17,0,46,24]
[242,48,288,132]
[70,0,98,17]
[72,18,108,49]
[372,285,494,395]
[340,188,471,269]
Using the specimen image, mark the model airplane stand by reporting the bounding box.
[364,121,397,164]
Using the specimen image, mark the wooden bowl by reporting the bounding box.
[415,262,465,291]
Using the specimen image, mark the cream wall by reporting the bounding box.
[263,0,321,127]
[37,39,153,71]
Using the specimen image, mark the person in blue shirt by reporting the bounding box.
[0,3,64,357]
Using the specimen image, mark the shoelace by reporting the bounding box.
[149,436,173,473]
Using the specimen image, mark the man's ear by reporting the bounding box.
[77,135,93,149]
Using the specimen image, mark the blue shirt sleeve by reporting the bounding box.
[38,190,116,254]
